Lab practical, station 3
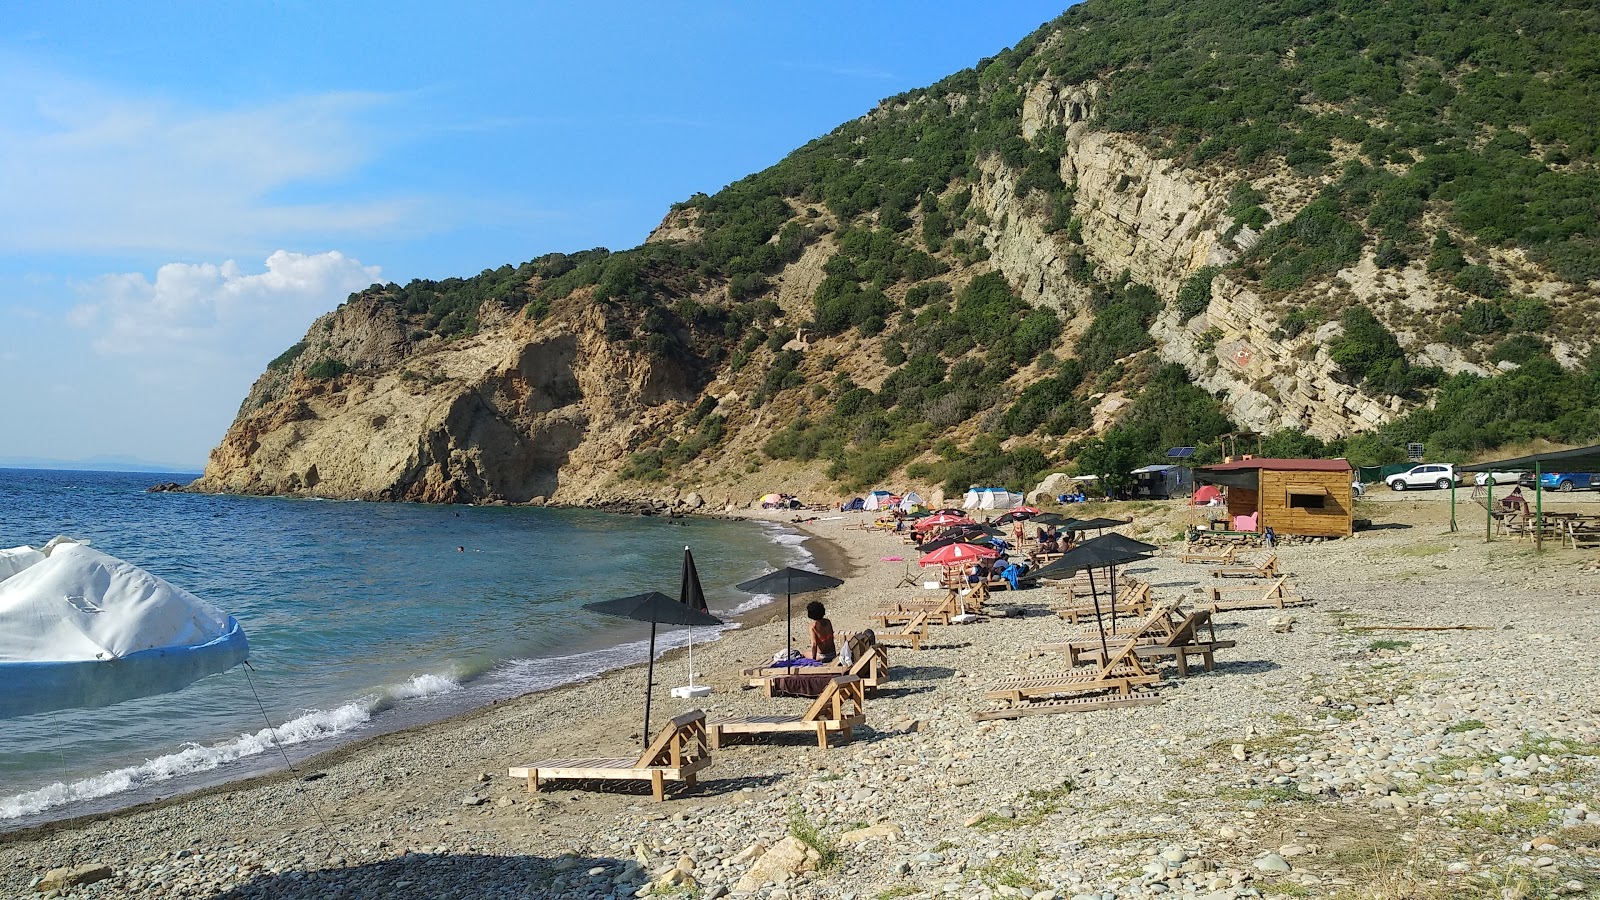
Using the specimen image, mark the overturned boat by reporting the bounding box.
[0,540,248,719]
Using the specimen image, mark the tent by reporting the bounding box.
[759,493,785,508]
[0,545,46,582]
[896,491,926,512]
[842,497,865,512]
[863,490,898,511]
[0,542,249,719]
[962,487,1020,510]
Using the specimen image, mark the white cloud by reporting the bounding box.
[0,62,431,255]
[69,250,381,362]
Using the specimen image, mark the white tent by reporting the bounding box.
[962,487,1021,510]
[0,545,45,582]
[896,491,925,511]
[0,542,249,719]
[863,490,897,511]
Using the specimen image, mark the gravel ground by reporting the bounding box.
[4,495,1599,900]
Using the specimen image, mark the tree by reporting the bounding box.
[1073,426,1147,498]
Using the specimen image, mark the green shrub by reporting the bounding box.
[1175,267,1219,322]
[305,359,349,380]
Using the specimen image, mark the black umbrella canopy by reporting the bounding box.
[1029,513,1077,527]
[584,592,724,628]
[1092,532,1160,556]
[735,567,844,595]
[1071,517,1132,531]
[680,547,709,613]
[1022,538,1153,582]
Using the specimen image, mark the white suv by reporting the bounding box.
[1388,463,1458,491]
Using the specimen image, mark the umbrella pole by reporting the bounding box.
[785,571,795,673]
[1087,568,1109,663]
[1108,563,1117,622]
[686,626,695,689]
[644,620,658,748]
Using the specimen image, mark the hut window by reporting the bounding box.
[1287,485,1327,509]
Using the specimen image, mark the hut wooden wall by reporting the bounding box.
[1259,469,1353,537]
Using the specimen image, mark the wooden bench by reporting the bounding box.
[744,636,889,696]
[509,710,711,802]
[710,676,866,750]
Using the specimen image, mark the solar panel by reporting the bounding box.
[1166,447,1196,458]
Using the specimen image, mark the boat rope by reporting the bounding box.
[241,661,358,861]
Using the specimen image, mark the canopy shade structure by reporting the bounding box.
[1458,444,1600,473]
[584,590,724,746]
[735,566,843,675]
[0,542,249,719]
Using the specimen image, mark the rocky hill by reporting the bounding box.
[194,0,1600,505]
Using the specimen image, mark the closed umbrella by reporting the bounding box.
[584,591,723,747]
[735,566,843,672]
[676,547,712,697]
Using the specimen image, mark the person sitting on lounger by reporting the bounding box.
[807,600,837,663]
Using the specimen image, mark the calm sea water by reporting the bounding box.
[0,469,808,827]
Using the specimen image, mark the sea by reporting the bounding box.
[0,468,811,829]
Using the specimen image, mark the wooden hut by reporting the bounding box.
[1194,458,1355,538]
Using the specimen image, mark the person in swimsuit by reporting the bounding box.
[806,600,836,663]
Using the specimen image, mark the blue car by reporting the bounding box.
[1520,472,1599,492]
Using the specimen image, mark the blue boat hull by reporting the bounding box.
[0,618,249,719]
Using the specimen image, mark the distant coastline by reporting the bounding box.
[0,460,202,476]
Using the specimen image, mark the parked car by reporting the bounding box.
[1387,463,1459,491]
[1518,471,1599,492]
[1473,471,1525,486]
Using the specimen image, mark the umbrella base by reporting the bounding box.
[670,684,713,699]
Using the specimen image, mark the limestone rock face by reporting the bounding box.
[194,300,698,504]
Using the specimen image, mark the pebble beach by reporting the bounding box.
[5,495,1600,900]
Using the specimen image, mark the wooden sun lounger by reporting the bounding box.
[874,610,933,650]
[1207,575,1309,611]
[1178,544,1237,565]
[509,710,711,802]
[975,637,1162,720]
[1053,580,1152,624]
[709,675,866,750]
[1038,602,1179,655]
[871,588,975,627]
[1211,552,1279,579]
[1073,609,1237,676]
[744,636,890,696]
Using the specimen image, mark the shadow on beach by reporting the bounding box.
[207,851,622,900]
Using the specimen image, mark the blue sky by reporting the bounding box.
[0,2,1067,470]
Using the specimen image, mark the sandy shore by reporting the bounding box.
[4,495,1600,899]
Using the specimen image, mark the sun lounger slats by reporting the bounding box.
[973,692,1163,721]
[709,676,866,750]
[509,710,711,802]
[1211,552,1279,579]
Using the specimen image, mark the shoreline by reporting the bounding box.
[5,500,1600,899]
[0,515,848,840]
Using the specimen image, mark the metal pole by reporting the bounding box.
[643,620,657,748]
[784,571,795,674]
[1450,479,1457,532]
[1087,567,1109,663]
[1485,476,1494,542]
[1535,462,1544,552]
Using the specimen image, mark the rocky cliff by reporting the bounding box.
[197,0,1600,504]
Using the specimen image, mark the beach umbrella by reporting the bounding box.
[931,508,964,516]
[735,566,844,673]
[678,546,710,694]
[584,591,723,747]
[1083,533,1159,620]
[1030,512,1076,527]
[1026,538,1154,661]
[1071,517,1130,532]
[918,542,999,568]
[913,513,973,531]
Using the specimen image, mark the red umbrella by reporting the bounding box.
[914,513,974,531]
[919,542,1000,567]
[1191,485,1222,505]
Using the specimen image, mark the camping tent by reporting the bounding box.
[0,542,249,719]
[896,491,926,512]
[863,490,897,511]
[0,545,46,582]
[843,497,865,512]
[962,487,1020,510]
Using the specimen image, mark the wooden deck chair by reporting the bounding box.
[1178,544,1237,565]
[874,610,933,650]
[1053,579,1152,624]
[1039,602,1180,656]
[975,638,1162,720]
[1074,609,1238,675]
[509,710,711,802]
[871,589,962,627]
[1207,575,1309,611]
[744,636,890,696]
[1211,552,1279,579]
[709,675,867,750]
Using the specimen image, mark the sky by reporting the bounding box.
[0,2,1068,471]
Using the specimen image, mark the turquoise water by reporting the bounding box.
[0,469,806,826]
